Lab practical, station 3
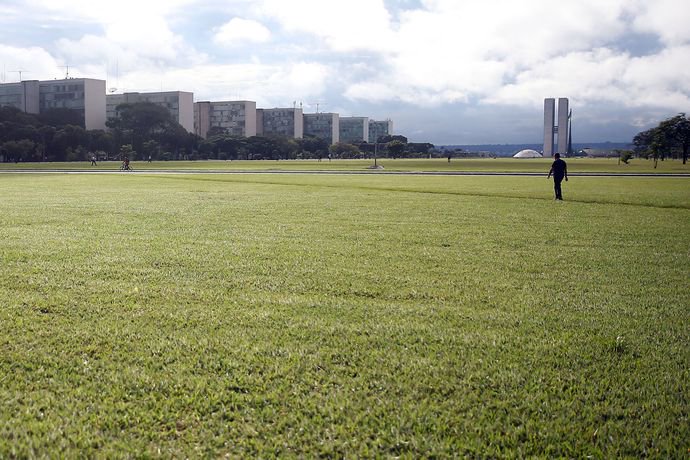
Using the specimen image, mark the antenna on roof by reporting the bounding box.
[59,64,71,79]
[9,69,28,81]
[310,101,326,113]
[107,59,120,93]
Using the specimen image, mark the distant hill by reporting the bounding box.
[439,142,633,157]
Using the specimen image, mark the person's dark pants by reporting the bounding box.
[553,175,564,200]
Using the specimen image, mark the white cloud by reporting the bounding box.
[632,0,690,45]
[22,0,199,25]
[0,44,61,82]
[52,13,205,85]
[258,0,396,52]
[119,61,331,108]
[214,18,272,46]
[335,0,690,115]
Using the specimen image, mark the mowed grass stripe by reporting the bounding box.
[142,172,690,209]
[0,174,688,457]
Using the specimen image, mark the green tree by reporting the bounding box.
[378,134,408,144]
[660,114,690,164]
[48,125,87,161]
[615,149,634,165]
[206,135,247,160]
[87,130,115,159]
[142,140,160,160]
[39,108,85,128]
[2,139,36,162]
[329,142,361,159]
[107,102,176,153]
[206,126,228,138]
[406,142,435,156]
[297,136,330,159]
[244,136,287,160]
[633,113,690,165]
[386,140,406,158]
[119,144,136,160]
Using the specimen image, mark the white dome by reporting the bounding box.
[513,149,542,158]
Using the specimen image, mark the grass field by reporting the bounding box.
[1,157,689,173]
[0,171,688,456]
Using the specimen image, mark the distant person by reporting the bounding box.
[91,155,97,166]
[148,155,152,163]
[447,154,451,163]
[122,156,130,171]
[547,153,568,200]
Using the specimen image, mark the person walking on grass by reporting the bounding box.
[548,153,568,200]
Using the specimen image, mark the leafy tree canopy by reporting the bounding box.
[634,113,690,165]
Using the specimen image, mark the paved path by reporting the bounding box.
[0,169,689,177]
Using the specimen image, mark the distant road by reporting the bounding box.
[0,169,689,177]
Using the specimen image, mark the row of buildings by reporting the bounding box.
[0,77,394,145]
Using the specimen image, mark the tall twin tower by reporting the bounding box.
[543,97,570,157]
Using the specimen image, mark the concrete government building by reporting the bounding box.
[368,119,393,143]
[543,97,569,156]
[256,108,303,139]
[303,113,340,145]
[0,78,106,130]
[339,117,369,144]
[195,101,257,138]
[107,91,194,133]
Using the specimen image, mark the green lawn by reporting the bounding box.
[1,157,689,173]
[0,173,688,457]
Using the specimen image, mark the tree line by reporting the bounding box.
[0,106,116,162]
[0,102,435,162]
[633,113,689,167]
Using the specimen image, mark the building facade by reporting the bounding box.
[339,117,369,144]
[194,101,257,138]
[256,108,303,139]
[0,78,106,130]
[303,113,339,145]
[368,119,393,143]
[107,91,194,132]
[0,80,40,114]
[556,98,570,155]
[543,98,555,157]
[543,97,569,156]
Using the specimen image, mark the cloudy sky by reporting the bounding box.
[1,0,689,144]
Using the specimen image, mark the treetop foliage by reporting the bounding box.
[633,113,690,166]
